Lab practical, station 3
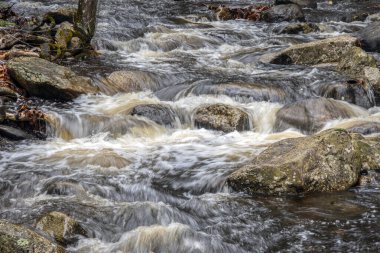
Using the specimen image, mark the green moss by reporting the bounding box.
[0,19,15,27]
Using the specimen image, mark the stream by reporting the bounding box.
[1,0,380,252]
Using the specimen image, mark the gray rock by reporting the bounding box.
[336,47,377,78]
[0,219,67,253]
[274,98,364,134]
[7,57,99,101]
[227,129,364,195]
[357,22,380,52]
[273,22,319,34]
[104,70,158,94]
[130,104,177,127]
[45,6,77,24]
[0,125,31,140]
[262,4,305,22]
[194,104,250,133]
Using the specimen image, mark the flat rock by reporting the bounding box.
[7,57,99,101]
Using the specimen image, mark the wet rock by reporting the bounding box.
[36,212,86,246]
[130,104,177,127]
[341,121,380,135]
[0,219,67,253]
[45,6,77,24]
[0,3,13,20]
[105,70,158,94]
[262,4,305,22]
[317,80,374,109]
[7,57,98,101]
[273,22,319,34]
[357,22,380,52]
[363,67,380,97]
[194,104,250,133]
[274,0,317,8]
[274,98,364,134]
[0,125,31,140]
[44,180,85,196]
[262,35,358,65]
[366,13,380,22]
[227,129,362,195]
[336,47,377,78]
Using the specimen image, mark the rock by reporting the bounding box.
[0,86,18,99]
[274,0,317,8]
[35,212,86,246]
[274,98,365,134]
[45,6,77,24]
[273,22,319,34]
[0,3,13,19]
[357,22,380,52]
[366,13,380,22]
[363,67,380,97]
[55,22,75,49]
[0,219,67,253]
[0,125,31,140]
[339,121,380,135]
[317,80,374,109]
[336,47,377,78]
[262,35,358,65]
[130,104,177,127]
[0,30,23,50]
[227,129,363,195]
[261,4,305,22]
[7,57,98,101]
[194,104,250,133]
[105,70,158,94]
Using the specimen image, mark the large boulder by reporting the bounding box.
[35,212,86,246]
[194,104,250,133]
[227,129,365,195]
[262,35,359,65]
[130,104,178,127]
[7,57,98,101]
[0,219,67,253]
[357,22,380,52]
[274,98,365,134]
[261,4,305,22]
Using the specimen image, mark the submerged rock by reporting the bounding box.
[105,70,158,94]
[194,104,250,133]
[36,212,86,246]
[0,219,67,253]
[7,57,98,100]
[357,21,380,52]
[227,129,363,195]
[262,35,358,65]
[274,98,364,134]
[273,22,319,34]
[317,80,374,109]
[130,104,177,127]
[262,4,305,22]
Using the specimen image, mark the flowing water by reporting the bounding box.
[2,0,380,252]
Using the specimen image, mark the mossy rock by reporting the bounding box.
[0,219,67,253]
[0,19,15,27]
[35,212,87,246]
